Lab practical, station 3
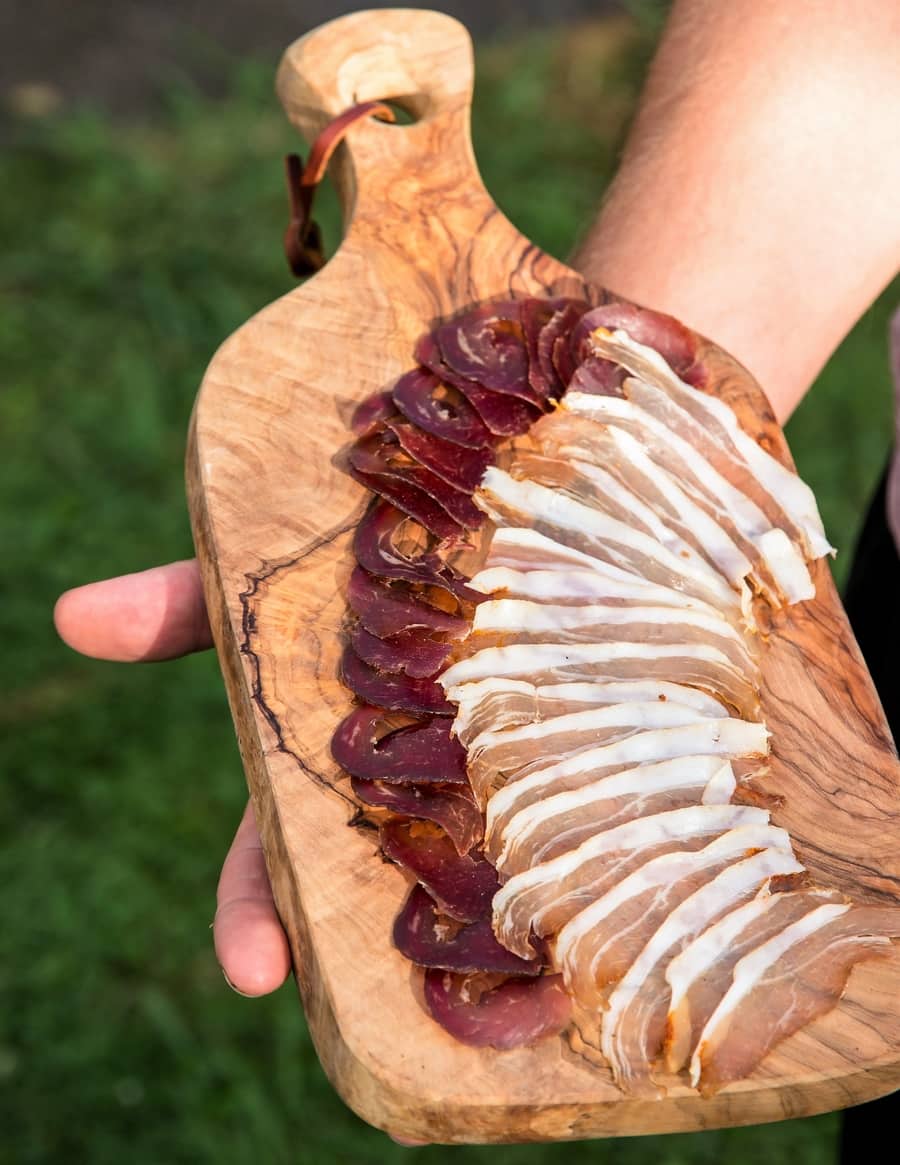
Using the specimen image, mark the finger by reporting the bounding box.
[54,559,213,662]
[214,803,291,997]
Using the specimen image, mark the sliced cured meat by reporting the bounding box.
[663,888,844,1073]
[341,646,456,714]
[347,567,469,640]
[450,677,728,749]
[450,678,540,749]
[533,681,727,718]
[350,435,484,531]
[556,824,793,1009]
[533,298,590,399]
[351,778,483,854]
[571,303,702,383]
[351,390,397,435]
[439,642,761,720]
[380,819,499,922]
[492,757,737,875]
[600,847,805,1094]
[509,452,734,592]
[468,702,734,810]
[331,706,467,782]
[624,374,826,568]
[484,718,768,853]
[536,421,754,591]
[561,392,814,604]
[350,463,467,540]
[491,804,774,959]
[391,366,493,449]
[475,467,740,611]
[350,625,453,678]
[453,379,542,436]
[424,970,572,1049]
[469,599,757,678]
[393,884,542,975]
[584,326,832,559]
[480,529,730,618]
[567,354,626,397]
[353,500,476,599]
[468,565,725,616]
[690,903,900,1093]
[521,296,560,398]
[387,418,494,492]
[435,301,540,402]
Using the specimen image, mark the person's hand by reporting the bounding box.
[54,560,292,996]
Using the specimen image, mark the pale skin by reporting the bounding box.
[54,0,900,1135]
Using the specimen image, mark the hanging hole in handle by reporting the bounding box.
[369,96,421,125]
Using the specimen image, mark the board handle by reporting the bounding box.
[275,8,486,228]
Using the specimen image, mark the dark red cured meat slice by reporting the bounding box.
[350,391,397,436]
[349,464,466,541]
[347,567,468,640]
[538,300,590,393]
[350,625,453,678]
[386,419,493,493]
[351,778,483,854]
[393,884,542,975]
[521,297,559,399]
[416,333,542,434]
[568,354,626,396]
[353,500,480,601]
[519,298,561,403]
[340,646,455,714]
[551,332,577,391]
[380,819,499,922]
[435,301,541,404]
[529,297,589,401]
[392,367,493,450]
[453,379,543,436]
[571,302,704,384]
[424,970,572,1049]
[332,704,465,783]
[350,436,484,531]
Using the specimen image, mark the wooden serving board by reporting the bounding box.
[186,7,900,1144]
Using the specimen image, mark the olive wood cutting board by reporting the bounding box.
[186,7,900,1144]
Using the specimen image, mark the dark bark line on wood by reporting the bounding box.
[238,515,361,808]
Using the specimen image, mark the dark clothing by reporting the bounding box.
[839,470,900,1159]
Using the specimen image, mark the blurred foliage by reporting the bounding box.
[2,14,895,1163]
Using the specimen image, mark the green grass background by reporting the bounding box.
[3,17,896,1164]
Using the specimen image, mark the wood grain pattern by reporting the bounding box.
[186,8,900,1143]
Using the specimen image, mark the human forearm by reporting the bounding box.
[574,0,900,421]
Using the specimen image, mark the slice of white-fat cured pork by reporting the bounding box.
[475,467,740,611]
[505,451,735,592]
[663,887,845,1074]
[482,718,769,841]
[556,824,794,1009]
[481,528,739,621]
[493,757,736,875]
[584,325,833,559]
[468,564,728,619]
[559,393,814,605]
[690,902,900,1093]
[535,422,753,590]
[439,642,760,719]
[600,847,806,1094]
[491,803,774,959]
[467,701,731,824]
[469,599,758,678]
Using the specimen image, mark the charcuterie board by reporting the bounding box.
[186,7,900,1144]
